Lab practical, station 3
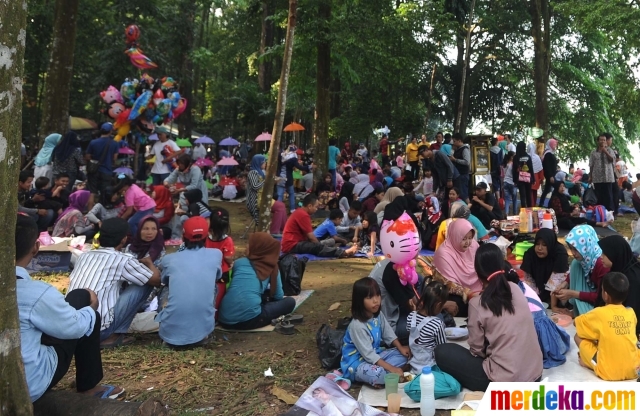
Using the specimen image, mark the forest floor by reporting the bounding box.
[36,202,637,415]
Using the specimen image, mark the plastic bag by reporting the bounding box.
[278,254,307,296]
[404,366,461,401]
[222,185,237,200]
[630,220,640,255]
[316,324,345,370]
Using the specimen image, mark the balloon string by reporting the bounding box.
[412,285,420,300]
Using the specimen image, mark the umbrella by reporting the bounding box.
[195,158,214,168]
[283,122,305,132]
[219,137,240,146]
[148,133,159,141]
[118,147,135,155]
[114,166,134,175]
[255,132,272,142]
[195,136,215,144]
[69,116,98,130]
[216,156,238,166]
[176,138,192,147]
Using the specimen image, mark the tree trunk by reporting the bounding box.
[257,0,298,232]
[178,0,196,140]
[0,1,31,414]
[531,0,550,138]
[424,61,437,129]
[39,0,80,141]
[33,391,168,416]
[454,0,476,135]
[258,0,274,93]
[192,4,210,117]
[314,0,331,184]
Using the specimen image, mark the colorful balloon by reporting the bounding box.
[152,89,164,106]
[156,98,171,116]
[120,81,136,103]
[161,77,176,91]
[100,85,123,104]
[114,122,130,142]
[106,102,126,119]
[129,90,152,120]
[114,108,131,128]
[380,212,422,286]
[125,25,140,44]
[140,73,154,87]
[125,47,158,70]
[170,98,187,119]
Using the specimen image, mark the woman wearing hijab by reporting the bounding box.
[353,173,374,201]
[219,233,296,330]
[521,228,569,304]
[549,181,609,230]
[338,181,356,213]
[528,142,544,205]
[152,185,175,226]
[315,172,336,209]
[540,138,559,206]
[374,186,404,225]
[52,190,95,237]
[348,170,358,184]
[370,171,384,190]
[341,142,353,161]
[434,201,488,250]
[246,154,266,223]
[513,141,535,209]
[52,131,84,191]
[554,225,610,317]
[599,235,640,336]
[433,218,481,316]
[125,216,166,267]
[34,133,62,184]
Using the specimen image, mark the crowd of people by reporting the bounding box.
[13,125,640,404]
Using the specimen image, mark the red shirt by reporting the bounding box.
[577,257,610,304]
[281,208,313,253]
[430,142,442,151]
[379,139,389,156]
[205,236,235,273]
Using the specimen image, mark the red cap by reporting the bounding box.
[183,217,208,242]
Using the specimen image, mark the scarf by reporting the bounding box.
[35,133,62,166]
[247,232,280,296]
[433,218,481,292]
[374,187,403,214]
[349,171,358,184]
[370,172,384,190]
[56,190,90,225]
[551,181,572,214]
[339,181,355,201]
[440,144,453,157]
[565,224,601,289]
[521,228,569,296]
[498,141,508,155]
[542,138,558,158]
[53,131,80,164]
[250,154,266,178]
[353,174,373,199]
[153,185,174,214]
[527,143,543,173]
[128,215,165,261]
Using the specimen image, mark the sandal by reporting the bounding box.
[94,384,125,399]
[100,334,135,349]
[325,372,351,390]
[274,322,296,335]
[271,314,303,326]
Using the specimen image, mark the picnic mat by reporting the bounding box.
[209,196,247,203]
[216,289,314,333]
[291,249,436,261]
[357,317,635,410]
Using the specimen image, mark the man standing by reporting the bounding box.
[469,182,502,228]
[505,133,516,153]
[430,132,444,151]
[405,136,420,181]
[85,123,120,204]
[147,127,183,185]
[192,142,207,160]
[420,146,457,197]
[450,133,471,201]
[605,133,620,216]
[379,135,390,167]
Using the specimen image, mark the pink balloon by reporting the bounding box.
[171,98,187,119]
[380,212,422,286]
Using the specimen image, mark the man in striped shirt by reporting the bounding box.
[69,218,161,348]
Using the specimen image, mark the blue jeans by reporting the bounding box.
[100,283,153,341]
[456,173,470,201]
[128,208,156,235]
[504,182,517,216]
[286,185,296,211]
[276,185,285,202]
[354,349,408,386]
[152,173,170,186]
[329,169,336,188]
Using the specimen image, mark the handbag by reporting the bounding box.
[87,138,112,174]
[518,170,531,183]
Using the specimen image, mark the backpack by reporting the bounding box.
[278,254,308,296]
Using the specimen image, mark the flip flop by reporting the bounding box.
[94,384,125,399]
[271,314,303,326]
[325,373,351,390]
[274,322,296,335]
[100,334,135,349]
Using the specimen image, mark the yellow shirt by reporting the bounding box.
[406,143,420,162]
[575,304,640,381]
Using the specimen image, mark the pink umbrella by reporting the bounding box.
[255,132,272,142]
[195,158,214,168]
[216,156,238,166]
[118,147,135,155]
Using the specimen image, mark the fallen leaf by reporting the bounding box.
[271,386,298,405]
[276,352,283,357]
[328,302,341,311]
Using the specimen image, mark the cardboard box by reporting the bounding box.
[26,241,72,273]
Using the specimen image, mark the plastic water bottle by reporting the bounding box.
[541,212,554,230]
[420,366,435,416]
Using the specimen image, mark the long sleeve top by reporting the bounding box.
[589,148,616,183]
[85,203,124,224]
[336,214,362,234]
[165,165,209,202]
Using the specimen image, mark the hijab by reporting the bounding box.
[35,133,62,166]
[565,224,601,288]
[551,180,571,213]
[521,228,569,296]
[433,218,481,292]
[56,190,90,224]
[349,171,358,184]
[353,174,373,199]
[185,188,206,205]
[527,142,543,173]
[440,144,453,157]
[128,216,164,261]
[543,138,558,158]
[571,169,584,183]
[247,232,280,296]
[339,181,355,202]
[374,187,403,214]
[450,201,470,219]
[153,185,173,214]
[498,140,508,155]
[53,131,80,164]
[371,171,384,189]
[250,154,266,178]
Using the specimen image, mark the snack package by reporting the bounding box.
[545,272,567,292]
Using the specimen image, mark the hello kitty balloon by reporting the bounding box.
[380,211,422,286]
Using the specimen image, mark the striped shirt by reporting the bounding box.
[68,247,153,331]
[406,312,447,347]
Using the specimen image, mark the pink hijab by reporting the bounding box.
[571,168,584,183]
[433,218,482,292]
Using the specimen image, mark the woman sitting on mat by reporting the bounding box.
[434,201,487,250]
[435,244,543,391]
[218,232,296,330]
[52,190,95,238]
[520,228,569,305]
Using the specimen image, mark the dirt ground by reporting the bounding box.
[43,202,637,415]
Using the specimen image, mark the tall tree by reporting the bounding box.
[314,0,331,183]
[454,0,475,134]
[39,0,80,140]
[258,0,298,232]
[530,0,551,137]
[177,0,197,139]
[0,0,32,414]
[258,0,274,93]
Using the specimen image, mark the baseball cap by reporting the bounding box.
[155,125,169,134]
[183,217,208,242]
[475,182,489,190]
[100,122,114,133]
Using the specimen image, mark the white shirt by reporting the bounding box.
[507,143,516,153]
[192,144,207,160]
[149,140,181,174]
[68,248,153,330]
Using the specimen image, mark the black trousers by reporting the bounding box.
[291,241,344,257]
[44,289,103,394]
[447,294,469,318]
[612,180,620,214]
[409,161,420,181]
[221,297,296,330]
[518,182,532,208]
[435,343,490,391]
[594,182,613,211]
[539,179,554,206]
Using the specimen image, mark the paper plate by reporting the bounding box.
[445,327,469,340]
[550,314,572,327]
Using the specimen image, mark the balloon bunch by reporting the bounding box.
[100,74,187,141]
[124,24,157,70]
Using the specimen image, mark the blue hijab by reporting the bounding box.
[35,133,62,166]
[250,154,266,178]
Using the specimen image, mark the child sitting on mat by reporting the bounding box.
[574,272,640,380]
[406,281,448,374]
[206,208,235,282]
[340,277,411,387]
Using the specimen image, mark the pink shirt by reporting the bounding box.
[521,280,543,312]
[125,184,156,212]
[396,156,404,168]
